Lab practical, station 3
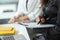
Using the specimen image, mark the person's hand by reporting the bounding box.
[8,15,29,23]
[40,18,45,24]
[36,16,41,24]
[17,16,29,23]
[8,16,18,23]
[8,13,25,23]
[36,16,45,24]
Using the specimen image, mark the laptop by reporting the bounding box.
[0,34,26,40]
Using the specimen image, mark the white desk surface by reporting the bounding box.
[0,23,30,40]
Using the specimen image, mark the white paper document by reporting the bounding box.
[19,22,55,28]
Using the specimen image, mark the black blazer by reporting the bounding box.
[43,0,58,24]
[57,0,60,26]
[43,0,60,34]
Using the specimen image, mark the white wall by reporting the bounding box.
[0,4,17,13]
[0,0,18,3]
[0,0,18,19]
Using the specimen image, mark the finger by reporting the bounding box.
[41,18,45,23]
[8,18,15,23]
[38,19,45,24]
[14,16,18,19]
[36,17,41,23]
[38,20,41,24]
[36,19,41,24]
[36,18,40,23]
[20,20,25,23]
[14,16,20,22]
[23,20,29,23]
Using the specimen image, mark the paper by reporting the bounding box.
[19,22,55,28]
[19,22,38,26]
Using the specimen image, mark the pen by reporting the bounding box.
[38,20,41,24]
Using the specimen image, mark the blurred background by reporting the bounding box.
[0,0,18,13]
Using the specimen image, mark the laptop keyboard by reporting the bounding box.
[0,34,26,40]
[3,36,15,40]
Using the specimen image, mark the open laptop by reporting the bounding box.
[0,34,26,40]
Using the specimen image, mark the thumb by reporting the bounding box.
[41,18,45,23]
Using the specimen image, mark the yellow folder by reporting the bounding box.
[0,26,15,35]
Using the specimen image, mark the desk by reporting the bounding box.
[0,23,30,40]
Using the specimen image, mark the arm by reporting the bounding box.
[27,6,43,21]
[16,3,43,22]
[14,0,25,17]
[8,0,26,23]
[16,0,43,22]
[26,0,43,21]
[9,0,33,23]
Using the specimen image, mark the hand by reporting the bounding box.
[36,16,45,24]
[8,14,24,23]
[8,16,18,23]
[40,18,45,24]
[17,16,29,23]
[36,16,41,24]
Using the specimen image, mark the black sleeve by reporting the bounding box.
[57,0,60,26]
[44,0,58,17]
